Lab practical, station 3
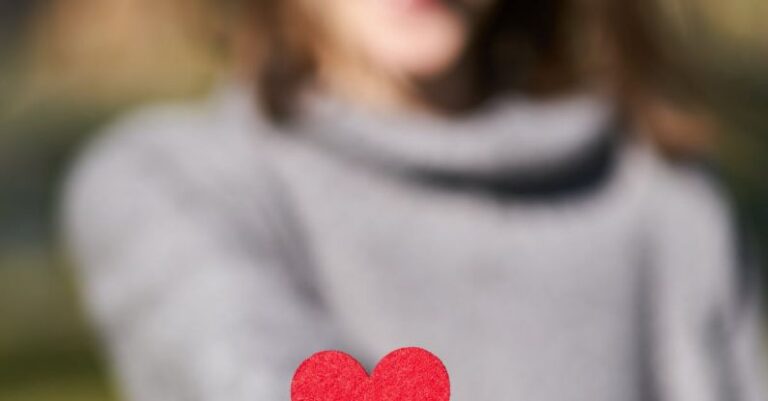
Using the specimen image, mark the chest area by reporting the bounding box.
[275,148,643,323]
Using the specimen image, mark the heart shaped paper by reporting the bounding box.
[291,347,450,401]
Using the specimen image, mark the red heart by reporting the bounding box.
[291,347,450,401]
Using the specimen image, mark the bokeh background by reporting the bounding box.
[0,0,766,400]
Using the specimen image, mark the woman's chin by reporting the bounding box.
[373,23,468,78]
[395,44,465,78]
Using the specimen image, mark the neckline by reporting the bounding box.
[293,89,619,181]
[212,82,621,187]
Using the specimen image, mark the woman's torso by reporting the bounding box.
[69,84,722,401]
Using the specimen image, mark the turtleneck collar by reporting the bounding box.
[215,82,621,192]
[300,89,618,177]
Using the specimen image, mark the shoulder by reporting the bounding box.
[615,133,732,232]
[75,85,275,180]
[640,150,739,294]
[62,85,284,243]
[66,83,282,197]
[647,155,733,235]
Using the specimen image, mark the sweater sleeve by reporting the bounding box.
[62,106,338,401]
[647,163,767,401]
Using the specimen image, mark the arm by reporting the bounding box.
[63,109,337,401]
[647,164,767,401]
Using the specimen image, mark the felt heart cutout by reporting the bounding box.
[291,347,450,401]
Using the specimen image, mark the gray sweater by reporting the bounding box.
[64,84,766,401]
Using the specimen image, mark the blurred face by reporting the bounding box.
[306,0,495,80]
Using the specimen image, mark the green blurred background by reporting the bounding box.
[0,0,766,400]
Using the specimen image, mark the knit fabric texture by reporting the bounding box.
[63,83,767,401]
